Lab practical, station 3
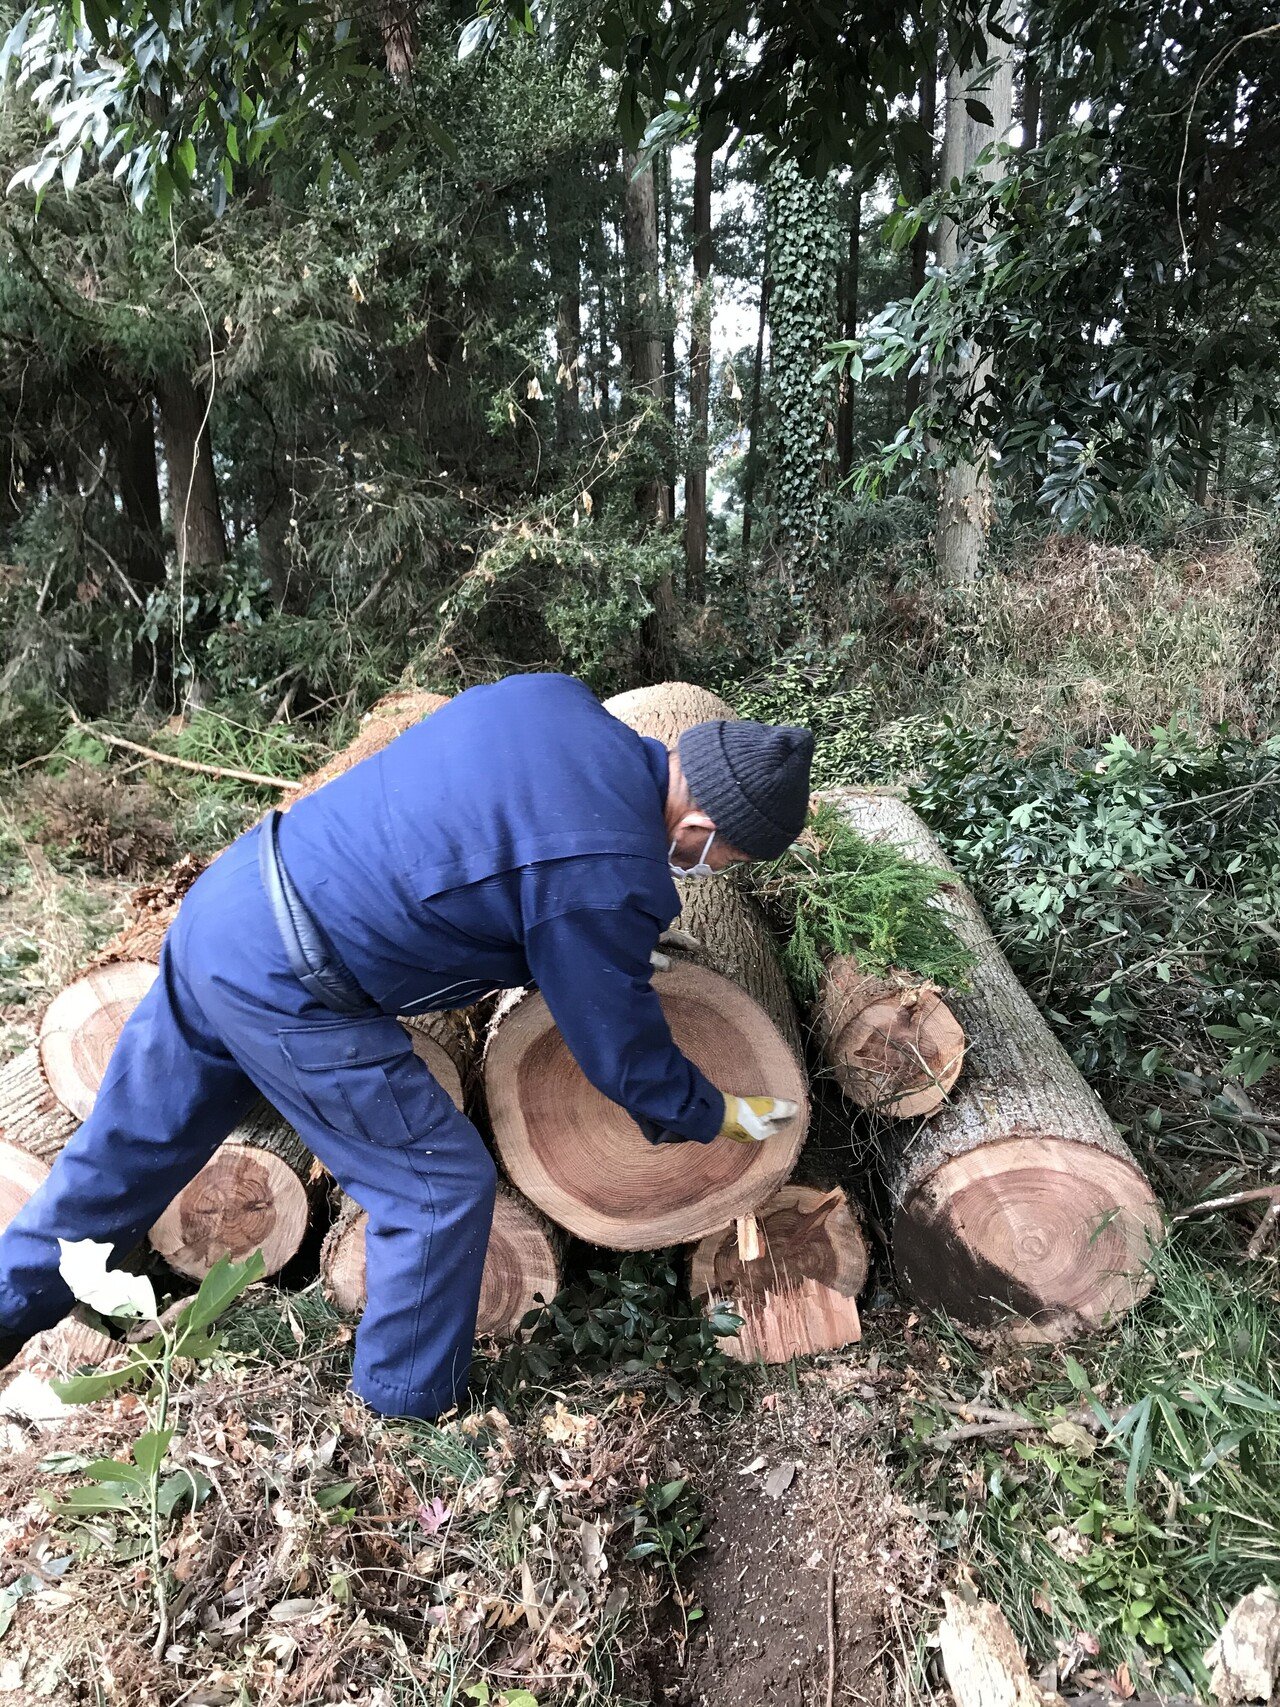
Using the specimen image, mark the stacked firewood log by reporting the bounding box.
[0,682,1162,1365]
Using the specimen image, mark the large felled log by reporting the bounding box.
[38,961,159,1119]
[485,877,808,1248]
[285,688,449,805]
[401,1009,472,1111]
[831,790,1162,1341]
[814,957,965,1119]
[0,1047,76,1232]
[689,1183,868,1362]
[321,1185,561,1338]
[148,1102,319,1280]
[603,680,736,740]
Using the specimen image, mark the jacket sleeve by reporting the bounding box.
[522,901,725,1145]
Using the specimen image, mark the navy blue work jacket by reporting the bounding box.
[276,673,725,1143]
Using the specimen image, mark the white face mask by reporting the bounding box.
[669,829,718,880]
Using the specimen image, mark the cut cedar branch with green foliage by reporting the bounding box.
[763,800,972,1118]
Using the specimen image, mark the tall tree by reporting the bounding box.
[835,186,863,477]
[741,225,771,558]
[547,174,583,450]
[684,137,714,598]
[156,373,227,571]
[933,6,1016,580]
[620,150,671,528]
[904,37,939,419]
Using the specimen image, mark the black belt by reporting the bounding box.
[259,810,373,1016]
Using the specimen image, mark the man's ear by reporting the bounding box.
[675,808,717,837]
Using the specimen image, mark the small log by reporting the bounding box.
[38,960,159,1119]
[148,1102,319,1280]
[829,791,1162,1341]
[815,956,965,1119]
[689,1185,868,1363]
[937,1592,1062,1707]
[0,1047,76,1232]
[321,1185,562,1339]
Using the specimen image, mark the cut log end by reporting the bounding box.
[0,1140,51,1234]
[487,959,807,1249]
[820,961,965,1119]
[402,1018,466,1111]
[149,1130,312,1280]
[322,1188,561,1340]
[894,1134,1162,1341]
[690,1185,867,1363]
[38,960,158,1120]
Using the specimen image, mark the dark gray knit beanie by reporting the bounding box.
[677,719,815,859]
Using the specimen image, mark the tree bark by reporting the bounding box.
[661,151,679,523]
[905,39,939,419]
[621,152,671,530]
[156,373,227,571]
[835,188,863,477]
[935,7,1017,581]
[829,790,1162,1342]
[690,1184,867,1363]
[741,228,771,557]
[547,176,583,451]
[685,137,714,600]
[116,397,165,594]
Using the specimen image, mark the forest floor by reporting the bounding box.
[2,532,1279,1707]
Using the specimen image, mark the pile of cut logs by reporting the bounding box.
[0,683,1163,1364]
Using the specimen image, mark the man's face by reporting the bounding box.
[668,812,751,874]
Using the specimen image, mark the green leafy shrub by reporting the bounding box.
[488,1253,747,1410]
[727,656,941,788]
[910,720,1280,1185]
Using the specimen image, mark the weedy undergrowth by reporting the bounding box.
[759,801,973,1003]
[486,1253,748,1411]
[905,1231,1280,1696]
[40,1240,265,1658]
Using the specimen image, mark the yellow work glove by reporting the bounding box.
[718,1094,798,1143]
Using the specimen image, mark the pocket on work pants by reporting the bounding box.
[278,1014,442,1150]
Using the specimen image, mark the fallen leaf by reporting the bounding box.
[56,1239,156,1321]
[738,1455,767,1476]
[764,1460,797,1499]
[1047,1419,1096,1458]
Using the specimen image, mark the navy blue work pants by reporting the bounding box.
[0,827,498,1420]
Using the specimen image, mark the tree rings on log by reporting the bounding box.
[149,1103,317,1280]
[485,958,807,1249]
[321,1186,561,1339]
[828,790,1163,1341]
[38,961,158,1120]
[0,1047,77,1233]
[690,1185,868,1363]
[816,956,965,1119]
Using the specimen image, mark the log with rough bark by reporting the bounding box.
[321,1185,562,1339]
[38,961,159,1119]
[830,790,1163,1340]
[400,1009,473,1112]
[0,1047,76,1233]
[285,687,449,805]
[814,956,965,1119]
[689,1183,868,1362]
[938,1592,1062,1707]
[484,873,808,1248]
[148,1102,320,1280]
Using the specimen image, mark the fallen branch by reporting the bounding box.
[1174,1185,1280,1221]
[65,709,301,792]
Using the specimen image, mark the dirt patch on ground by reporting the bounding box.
[650,1375,936,1707]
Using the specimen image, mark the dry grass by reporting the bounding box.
[932,533,1266,742]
